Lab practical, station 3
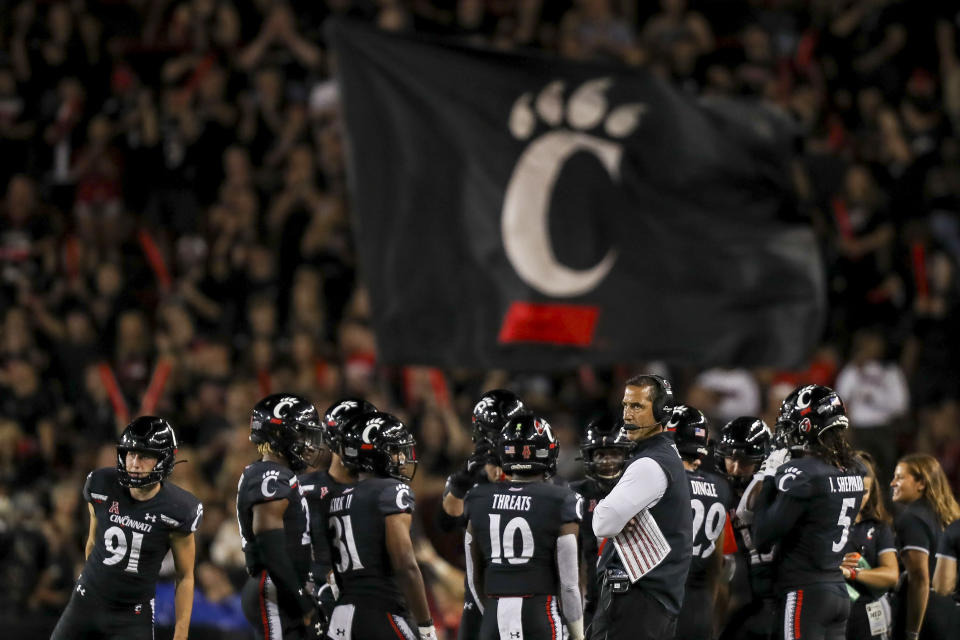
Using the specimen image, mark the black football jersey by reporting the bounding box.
[845,518,896,601]
[569,478,607,607]
[466,480,582,597]
[894,499,942,575]
[685,468,734,588]
[236,460,311,584]
[81,467,203,605]
[936,519,960,598]
[324,476,415,611]
[300,469,343,579]
[756,456,865,593]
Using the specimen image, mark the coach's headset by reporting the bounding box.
[621,374,675,436]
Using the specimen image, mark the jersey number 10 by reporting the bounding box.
[489,514,534,565]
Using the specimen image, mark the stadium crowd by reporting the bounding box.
[2,0,960,637]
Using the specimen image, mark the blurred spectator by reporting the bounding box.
[835,327,909,484]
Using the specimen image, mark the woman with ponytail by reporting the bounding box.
[890,453,960,640]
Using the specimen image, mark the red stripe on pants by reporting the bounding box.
[258,570,270,639]
[794,589,804,639]
[387,613,406,640]
[546,595,557,640]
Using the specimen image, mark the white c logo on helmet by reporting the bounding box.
[273,398,296,419]
[362,417,385,443]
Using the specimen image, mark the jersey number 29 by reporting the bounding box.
[691,499,726,558]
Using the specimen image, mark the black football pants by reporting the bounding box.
[590,582,677,640]
[775,585,849,640]
[50,580,154,640]
[325,601,418,640]
[480,595,565,640]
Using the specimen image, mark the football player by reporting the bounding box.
[323,411,437,640]
[300,399,377,619]
[715,416,775,640]
[671,405,735,640]
[438,389,529,640]
[571,413,633,628]
[51,416,203,640]
[467,414,584,640]
[237,394,324,640]
[747,385,865,640]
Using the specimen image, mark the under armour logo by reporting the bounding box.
[109,501,120,515]
[336,629,345,636]
[511,633,521,639]
[144,513,157,522]
[464,601,473,610]
[76,584,86,596]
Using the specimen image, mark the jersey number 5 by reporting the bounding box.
[102,526,144,573]
[831,497,857,553]
[488,514,534,565]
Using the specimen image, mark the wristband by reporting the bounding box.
[418,622,437,640]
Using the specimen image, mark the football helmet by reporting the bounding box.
[775,385,849,452]
[715,416,771,489]
[340,412,418,482]
[117,416,179,488]
[471,389,530,444]
[668,405,710,462]
[497,414,558,476]
[580,414,632,488]
[250,393,322,472]
[322,398,377,450]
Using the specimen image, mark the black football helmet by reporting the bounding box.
[715,416,771,488]
[498,414,558,476]
[471,389,530,444]
[668,405,710,462]
[322,398,377,450]
[340,412,418,482]
[580,414,632,488]
[250,393,322,472]
[117,416,179,488]
[775,385,849,452]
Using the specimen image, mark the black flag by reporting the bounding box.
[330,20,825,370]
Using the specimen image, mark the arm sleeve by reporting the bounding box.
[378,481,416,516]
[557,533,583,631]
[592,458,667,539]
[561,491,583,525]
[179,499,203,534]
[936,522,959,559]
[752,478,805,553]
[877,522,897,557]
[464,529,484,614]
[895,512,933,554]
[82,471,95,503]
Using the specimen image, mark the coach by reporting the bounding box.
[590,375,693,640]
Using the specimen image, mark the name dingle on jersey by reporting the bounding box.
[491,493,533,511]
[829,475,865,493]
[689,480,719,498]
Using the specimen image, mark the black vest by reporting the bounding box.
[598,432,692,614]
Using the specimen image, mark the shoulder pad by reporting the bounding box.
[774,464,816,497]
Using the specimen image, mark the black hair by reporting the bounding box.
[815,428,859,471]
[625,374,666,407]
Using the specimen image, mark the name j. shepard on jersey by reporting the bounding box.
[829,475,864,493]
[109,513,153,532]
[690,480,718,498]
[491,494,532,511]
